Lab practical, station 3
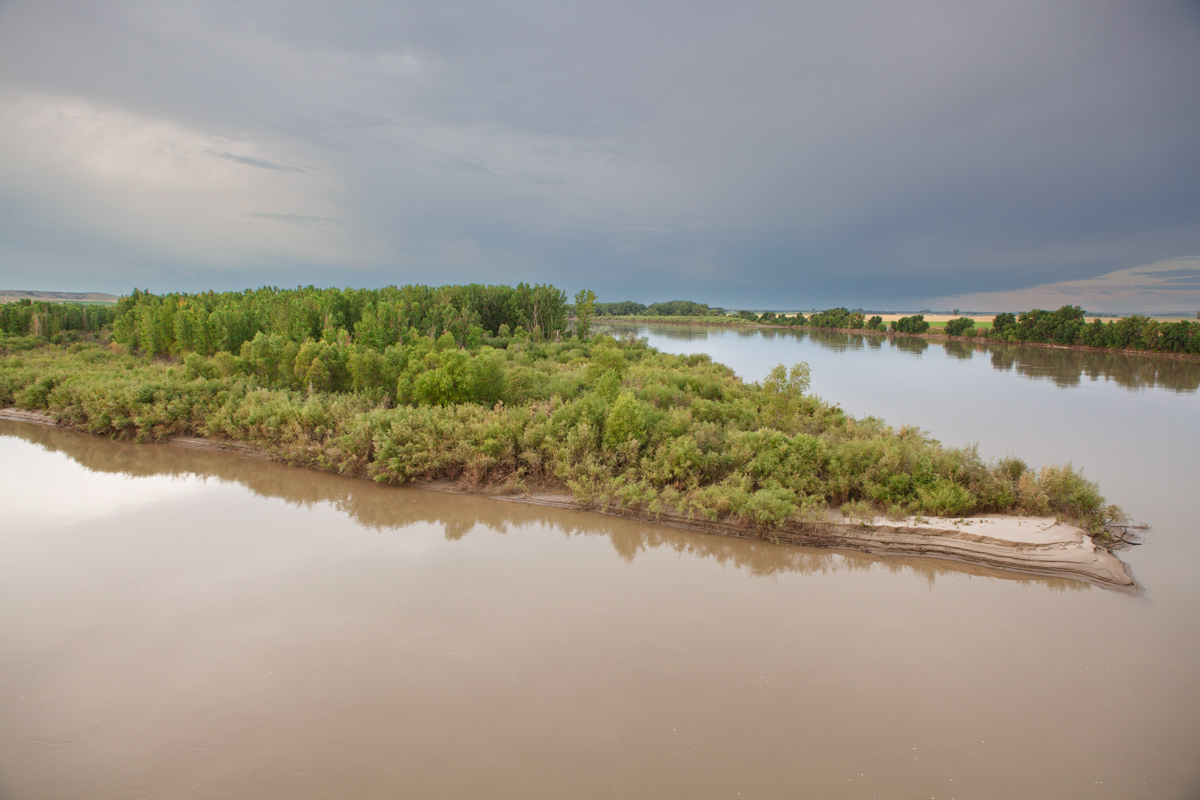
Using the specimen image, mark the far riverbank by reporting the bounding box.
[599,316,1200,362]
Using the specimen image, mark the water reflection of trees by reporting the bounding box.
[943,341,975,360]
[3,420,1082,592]
[790,331,1197,390]
[983,342,1200,392]
[892,336,930,355]
[606,322,712,342]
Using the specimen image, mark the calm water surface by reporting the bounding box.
[2,328,1198,799]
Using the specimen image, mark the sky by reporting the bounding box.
[2,0,1199,311]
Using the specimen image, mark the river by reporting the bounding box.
[1,327,1198,799]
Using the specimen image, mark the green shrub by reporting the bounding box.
[1038,464,1105,525]
[603,392,646,452]
[891,315,931,334]
[944,317,976,337]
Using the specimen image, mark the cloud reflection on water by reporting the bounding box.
[0,420,1084,594]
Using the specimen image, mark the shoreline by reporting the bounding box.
[0,407,1139,593]
[600,317,1200,362]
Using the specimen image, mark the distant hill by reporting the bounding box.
[0,290,120,305]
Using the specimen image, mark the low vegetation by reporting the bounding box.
[0,285,1128,541]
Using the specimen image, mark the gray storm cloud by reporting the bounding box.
[1,0,1197,308]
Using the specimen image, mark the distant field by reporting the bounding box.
[0,290,119,305]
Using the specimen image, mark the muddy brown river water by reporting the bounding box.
[2,327,1198,798]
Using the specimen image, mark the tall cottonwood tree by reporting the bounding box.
[574,289,597,339]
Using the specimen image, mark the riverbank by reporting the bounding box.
[0,407,1137,591]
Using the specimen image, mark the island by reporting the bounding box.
[0,284,1139,591]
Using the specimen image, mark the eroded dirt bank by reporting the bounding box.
[0,407,1138,592]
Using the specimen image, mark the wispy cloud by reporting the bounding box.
[246,212,342,226]
[213,151,307,173]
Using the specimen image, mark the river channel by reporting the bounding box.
[1,326,1198,798]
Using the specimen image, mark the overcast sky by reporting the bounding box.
[2,0,1198,309]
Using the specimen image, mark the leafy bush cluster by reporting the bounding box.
[0,326,1124,535]
[943,317,977,337]
[890,315,931,334]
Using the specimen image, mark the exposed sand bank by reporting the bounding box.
[0,407,1138,592]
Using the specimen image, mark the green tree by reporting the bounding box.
[574,289,597,340]
[414,350,472,405]
[992,312,1017,338]
[469,348,507,406]
[762,362,811,418]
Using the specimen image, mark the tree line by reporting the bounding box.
[0,299,118,339]
[989,306,1200,353]
[108,283,569,357]
[590,300,727,317]
[731,305,1200,355]
[6,288,1197,357]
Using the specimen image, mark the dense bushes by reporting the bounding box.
[806,308,865,330]
[994,306,1085,345]
[0,330,1124,536]
[944,317,976,337]
[891,315,931,334]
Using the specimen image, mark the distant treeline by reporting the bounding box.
[594,300,727,317]
[692,304,1200,356]
[0,299,118,339]
[7,287,1197,358]
[987,307,1200,353]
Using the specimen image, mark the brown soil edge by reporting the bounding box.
[601,317,1200,363]
[0,407,1139,594]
